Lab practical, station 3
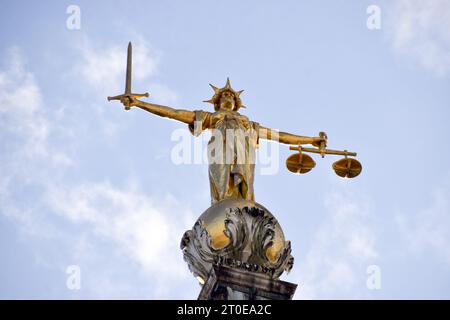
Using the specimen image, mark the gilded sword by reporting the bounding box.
[107,42,149,110]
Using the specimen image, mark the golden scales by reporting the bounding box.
[286,132,362,178]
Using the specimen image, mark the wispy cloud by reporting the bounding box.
[293,187,378,299]
[71,37,178,140]
[396,177,450,265]
[387,0,450,76]
[0,45,197,299]
[76,39,157,94]
[0,47,71,165]
[0,47,72,237]
[46,180,198,298]
[74,37,177,105]
[46,181,194,275]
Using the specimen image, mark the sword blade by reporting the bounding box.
[125,42,132,94]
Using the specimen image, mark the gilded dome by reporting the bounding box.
[180,198,294,281]
[198,199,286,263]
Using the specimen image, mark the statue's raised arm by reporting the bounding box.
[122,97,196,125]
[258,125,326,147]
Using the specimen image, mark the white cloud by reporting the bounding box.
[293,187,378,299]
[77,40,157,93]
[0,47,67,163]
[387,0,450,76]
[45,180,198,298]
[0,46,198,299]
[75,37,177,106]
[396,179,450,265]
[147,83,178,107]
[71,37,178,142]
[0,47,72,236]
[46,181,193,275]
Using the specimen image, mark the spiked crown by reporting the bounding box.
[203,78,245,111]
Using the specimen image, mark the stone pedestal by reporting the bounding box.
[198,265,297,300]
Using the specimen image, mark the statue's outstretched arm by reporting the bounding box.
[259,125,326,147]
[122,96,195,125]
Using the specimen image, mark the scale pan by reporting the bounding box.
[286,153,316,174]
[332,158,362,178]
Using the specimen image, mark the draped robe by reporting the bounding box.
[188,109,260,205]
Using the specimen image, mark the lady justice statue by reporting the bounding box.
[121,78,326,205]
[108,43,361,299]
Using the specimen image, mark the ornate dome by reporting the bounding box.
[180,198,294,283]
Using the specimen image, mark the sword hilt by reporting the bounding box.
[107,92,149,110]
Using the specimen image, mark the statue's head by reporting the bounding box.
[204,78,246,112]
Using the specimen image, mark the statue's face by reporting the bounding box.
[219,91,235,111]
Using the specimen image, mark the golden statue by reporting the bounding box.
[122,79,330,205]
[107,43,362,292]
[108,43,361,206]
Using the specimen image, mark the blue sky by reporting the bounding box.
[1,0,450,299]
